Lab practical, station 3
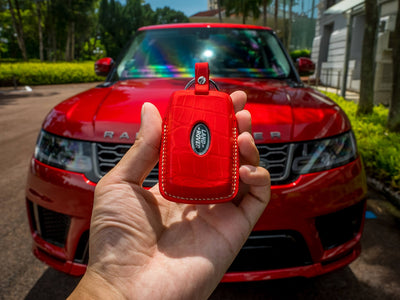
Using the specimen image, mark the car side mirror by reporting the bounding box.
[296,57,315,76]
[95,57,114,76]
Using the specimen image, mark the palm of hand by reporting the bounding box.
[90,179,261,299]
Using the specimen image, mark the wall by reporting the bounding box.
[312,0,398,104]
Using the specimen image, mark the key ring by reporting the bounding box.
[184,78,220,91]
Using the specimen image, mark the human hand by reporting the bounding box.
[69,91,270,300]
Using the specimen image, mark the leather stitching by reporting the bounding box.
[160,122,238,201]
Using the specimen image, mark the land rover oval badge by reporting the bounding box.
[190,123,210,155]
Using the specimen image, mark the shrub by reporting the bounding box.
[290,49,311,61]
[322,92,400,191]
[0,62,104,86]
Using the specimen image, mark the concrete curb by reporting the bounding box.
[367,177,400,210]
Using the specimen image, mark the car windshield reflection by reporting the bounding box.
[117,28,291,79]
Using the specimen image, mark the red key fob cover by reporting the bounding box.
[159,62,239,204]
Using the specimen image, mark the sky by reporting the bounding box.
[143,0,208,17]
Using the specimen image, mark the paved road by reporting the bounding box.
[1,83,399,299]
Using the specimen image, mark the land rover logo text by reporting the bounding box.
[104,131,130,139]
[190,123,210,155]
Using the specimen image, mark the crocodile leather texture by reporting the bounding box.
[159,63,239,203]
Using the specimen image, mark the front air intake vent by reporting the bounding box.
[28,201,70,247]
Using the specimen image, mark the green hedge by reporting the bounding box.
[0,62,104,86]
[322,92,400,191]
[290,49,311,61]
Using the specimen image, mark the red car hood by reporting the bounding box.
[43,78,351,144]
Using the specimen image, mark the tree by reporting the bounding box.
[287,0,293,50]
[7,0,27,60]
[224,0,261,24]
[153,6,188,24]
[283,0,286,43]
[357,0,378,115]
[62,0,98,61]
[124,0,144,32]
[217,0,222,23]
[99,0,188,58]
[1,0,44,60]
[262,0,272,27]
[280,0,294,49]
[387,2,400,132]
[64,0,74,61]
[99,0,147,58]
[35,0,43,61]
[99,0,123,58]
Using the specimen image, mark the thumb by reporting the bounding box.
[113,102,162,185]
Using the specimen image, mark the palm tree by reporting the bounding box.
[224,0,262,24]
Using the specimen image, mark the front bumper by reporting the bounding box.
[26,156,367,281]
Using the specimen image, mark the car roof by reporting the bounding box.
[139,23,272,32]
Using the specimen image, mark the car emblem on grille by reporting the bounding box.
[190,123,210,155]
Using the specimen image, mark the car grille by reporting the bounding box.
[95,142,158,187]
[96,143,131,175]
[227,230,313,272]
[28,201,70,247]
[94,142,296,186]
[257,144,295,183]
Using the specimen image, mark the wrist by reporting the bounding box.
[68,269,124,300]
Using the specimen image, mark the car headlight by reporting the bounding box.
[292,131,357,174]
[34,130,93,173]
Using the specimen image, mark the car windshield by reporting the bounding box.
[116,27,292,79]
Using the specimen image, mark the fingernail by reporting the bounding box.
[141,102,147,118]
[243,165,257,173]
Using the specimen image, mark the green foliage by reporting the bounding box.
[1,0,99,60]
[81,38,107,61]
[2,0,189,61]
[290,49,311,61]
[0,62,104,86]
[223,0,263,23]
[153,7,189,24]
[98,0,189,59]
[0,8,16,58]
[322,92,400,190]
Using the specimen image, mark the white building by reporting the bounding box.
[208,0,219,10]
[311,0,398,105]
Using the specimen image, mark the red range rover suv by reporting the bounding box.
[26,23,367,281]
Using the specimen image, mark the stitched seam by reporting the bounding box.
[161,124,238,201]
